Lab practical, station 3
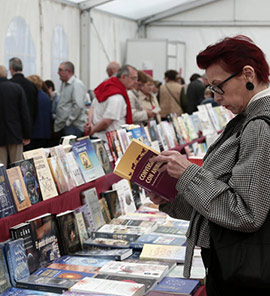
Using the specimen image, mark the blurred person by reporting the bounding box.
[44,79,59,120]
[159,70,183,119]
[200,88,219,107]
[0,65,31,167]
[106,61,120,77]
[54,61,86,138]
[9,57,39,129]
[88,65,137,141]
[149,35,270,295]
[25,75,51,150]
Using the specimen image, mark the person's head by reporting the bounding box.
[116,64,138,90]
[204,88,213,100]
[189,73,201,82]
[164,70,178,82]
[137,70,154,97]
[153,80,162,94]
[9,57,23,76]
[58,61,75,82]
[27,75,43,90]
[176,75,185,85]
[106,61,120,77]
[44,80,55,91]
[0,66,8,78]
[197,35,270,114]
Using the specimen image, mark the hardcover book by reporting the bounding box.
[74,211,89,245]
[100,189,122,219]
[151,277,200,296]
[91,138,113,174]
[6,167,32,212]
[69,277,145,296]
[71,136,105,182]
[140,244,186,264]
[0,246,10,293]
[5,238,30,286]
[99,260,169,281]
[10,158,42,205]
[23,148,58,200]
[28,213,61,267]
[0,163,16,218]
[83,237,131,249]
[75,248,132,261]
[95,274,156,294]
[9,222,39,273]
[56,210,82,255]
[81,187,105,231]
[113,139,178,202]
[1,287,60,295]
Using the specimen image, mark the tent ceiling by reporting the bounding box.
[66,0,201,20]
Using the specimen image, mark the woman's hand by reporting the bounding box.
[147,191,168,205]
[150,150,192,179]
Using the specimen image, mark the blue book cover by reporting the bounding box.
[5,238,30,287]
[72,137,105,182]
[0,245,11,293]
[130,233,186,249]
[0,164,16,218]
[1,287,59,295]
[129,127,151,146]
[153,277,200,295]
[53,255,111,268]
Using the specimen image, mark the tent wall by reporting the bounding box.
[0,0,80,90]
[145,0,270,82]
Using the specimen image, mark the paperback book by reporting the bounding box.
[113,139,178,202]
[1,287,60,296]
[74,248,132,261]
[100,189,122,219]
[91,138,113,174]
[83,237,131,249]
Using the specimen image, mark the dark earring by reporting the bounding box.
[246,82,254,90]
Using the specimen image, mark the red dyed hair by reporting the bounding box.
[197,35,270,84]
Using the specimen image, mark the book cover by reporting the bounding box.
[28,213,61,267]
[167,113,186,145]
[128,126,151,146]
[23,148,58,200]
[130,233,186,250]
[6,167,32,212]
[99,197,112,224]
[0,245,11,293]
[117,128,131,153]
[69,277,145,296]
[72,137,105,182]
[95,273,156,294]
[9,222,39,273]
[0,164,16,218]
[1,287,60,295]
[105,131,118,163]
[159,121,177,149]
[177,116,190,143]
[81,187,105,231]
[91,139,113,174]
[51,255,111,273]
[154,225,187,236]
[113,139,178,202]
[5,238,30,286]
[47,156,69,194]
[16,274,76,294]
[10,158,42,205]
[74,204,92,237]
[56,210,82,255]
[62,292,115,296]
[140,244,186,264]
[181,113,198,141]
[50,145,77,191]
[83,237,131,249]
[100,189,122,219]
[110,218,158,232]
[65,151,85,186]
[196,105,216,136]
[99,260,169,281]
[112,179,137,215]
[152,277,200,296]
[107,130,124,160]
[75,248,132,261]
[147,120,165,152]
[74,211,89,245]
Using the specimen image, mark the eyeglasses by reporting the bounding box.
[208,71,241,95]
[58,68,68,72]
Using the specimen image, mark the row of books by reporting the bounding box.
[0,198,204,295]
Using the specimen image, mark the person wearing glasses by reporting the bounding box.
[149,35,270,295]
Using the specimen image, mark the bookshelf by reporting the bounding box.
[0,173,121,242]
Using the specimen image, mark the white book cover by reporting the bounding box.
[196,105,216,136]
[70,277,145,296]
[205,103,222,131]
[65,151,85,186]
[112,179,137,215]
[99,260,169,280]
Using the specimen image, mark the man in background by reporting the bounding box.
[106,61,120,77]
[54,61,86,138]
[88,64,137,141]
[0,65,31,167]
[9,57,39,129]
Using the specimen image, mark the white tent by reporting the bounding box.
[1,0,270,90]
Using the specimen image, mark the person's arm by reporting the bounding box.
[90,118,113,135]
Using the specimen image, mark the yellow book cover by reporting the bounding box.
[113,139,177,202]
[6,167,32,212]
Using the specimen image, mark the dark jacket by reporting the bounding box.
[0,78,32,146]
[186,79,206,114]
[10,73,39,126]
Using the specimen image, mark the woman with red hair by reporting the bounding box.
[149,35,270,295]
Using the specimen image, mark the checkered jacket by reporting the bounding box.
[160,95,270,277]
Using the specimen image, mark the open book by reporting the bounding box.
[113,139,178,202]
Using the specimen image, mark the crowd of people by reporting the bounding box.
[0,57,213,168]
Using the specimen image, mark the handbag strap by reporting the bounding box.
[165,84,181,106]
